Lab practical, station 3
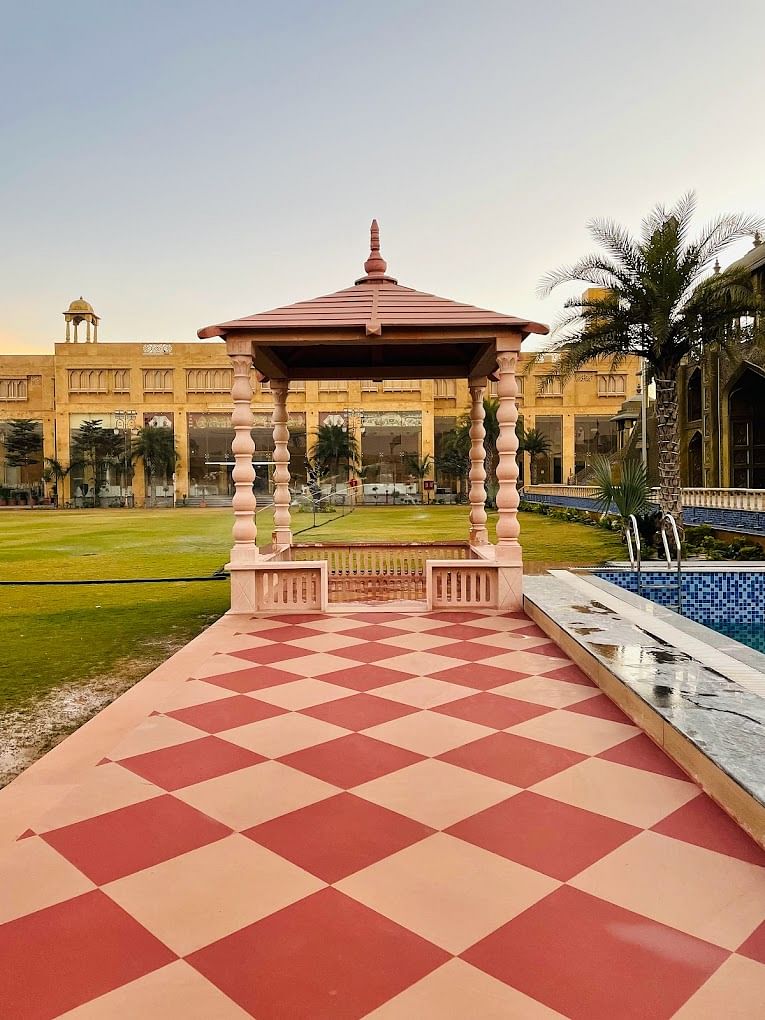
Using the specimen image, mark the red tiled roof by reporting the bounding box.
[198,222,548,340]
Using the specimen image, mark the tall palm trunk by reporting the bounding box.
[654,377,683,531]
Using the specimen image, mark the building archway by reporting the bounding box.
[729,365,765,487]
[688,430,703,487]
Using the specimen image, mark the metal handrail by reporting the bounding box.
[626,514,642,598]
[660,512,682,612]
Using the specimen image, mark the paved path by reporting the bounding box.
[1,609,763,1018]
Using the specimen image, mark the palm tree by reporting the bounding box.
[310,423,359,481]
[519,427,551,484]
[43,458,83,507]
[131,426,179,506]
[539,193,763,531]
[403,453,433,501]
[590,455,651,532]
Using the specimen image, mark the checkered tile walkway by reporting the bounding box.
[1,610,764,1018]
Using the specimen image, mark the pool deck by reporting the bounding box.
[0,607,764,1018]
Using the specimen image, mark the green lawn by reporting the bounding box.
[0,506,621,709]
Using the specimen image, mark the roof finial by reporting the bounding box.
[713,258,721,274]
[363,219,388,277]
[754,230,763,248]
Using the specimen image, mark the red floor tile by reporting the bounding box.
[118,735,264,791]
[269,613,327,623]
[432,641,503,662]
[428,611,486,622]
[0,890,175,1020]
[166,695,286,733]
[203,665,299,692]
[43,794,231,884]
[427,624,493,640]
[246,625,315,642]
[245,793,433,882]
[433,692,552,729]
[542,663,596,686]
[448,790,639,880]
[321,664,408,691]
[652,795,765,867]
[566,693,632,724]
[348,612,410,623]
[439,732,584,787]
[230,643,313,665]
[333,642,406,663]
[302,693,419,730]
[513,624,548,639]
[188,887,448,1020]
[432,664,531,689]
[463,885,728,1020]
[597,733,689,780]
[345,625,408,641]
[738,921,765,964]
[280,733,422,788]
[526,641,570,658]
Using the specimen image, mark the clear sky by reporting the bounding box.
[1,0,764,354]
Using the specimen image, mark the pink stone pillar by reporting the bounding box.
[468,380,489,546]
[271,379,292,547]
[495,348,522,563]
[228,345,258,566]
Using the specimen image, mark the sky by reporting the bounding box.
[1,0,764,354]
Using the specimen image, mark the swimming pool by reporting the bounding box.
[595,568,765,654]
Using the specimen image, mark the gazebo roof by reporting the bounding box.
[198,222,548,380]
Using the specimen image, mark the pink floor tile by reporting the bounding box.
[344,625,409,641]
[463,885,728,1020]
[0,890,175,1020]
[166,695,286,733]
[118,736,264,791]
[43,794,231,884]
[439,732,585,788]
[447,790,640,880]
[245,792,433,882]
[280,733,423,788]
[333,642,409,663]
[426,624,493,640]
[188,887,448,1019]
[433,692,552,729]
[429,640,505,662]
[230,644,313,665]
[652,795,765,867]
[301,693,419,730]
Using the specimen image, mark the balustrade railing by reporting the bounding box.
[427,562,499,610]
[525,484,765,512]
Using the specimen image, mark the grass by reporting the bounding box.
[0,506,621,709]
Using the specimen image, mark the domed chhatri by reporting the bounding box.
[63,296,100,343]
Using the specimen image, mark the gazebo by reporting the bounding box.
[198,222,548,614]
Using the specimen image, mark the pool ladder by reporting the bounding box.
[626,513,683,613]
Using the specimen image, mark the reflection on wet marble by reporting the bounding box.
[524,574,765,807]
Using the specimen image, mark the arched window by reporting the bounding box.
[687,368,702,422]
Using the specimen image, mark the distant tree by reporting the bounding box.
[131,426,179,505]
[4,419,42,469]
[43,458,83,507]
[538,192,763,531]
[310,423,359,480]
[72,420,121,499]
[518,427,551,484]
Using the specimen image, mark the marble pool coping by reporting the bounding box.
[524,571,765,848]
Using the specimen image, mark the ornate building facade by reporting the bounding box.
[0,299,639,505]
[678,235,765,489]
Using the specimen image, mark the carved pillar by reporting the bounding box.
[468,380,489,545]
[271,378,292,547]
[86,319,91,343]
[65,317,71,342]
[495,349,522,563]
[228,346,258,565]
